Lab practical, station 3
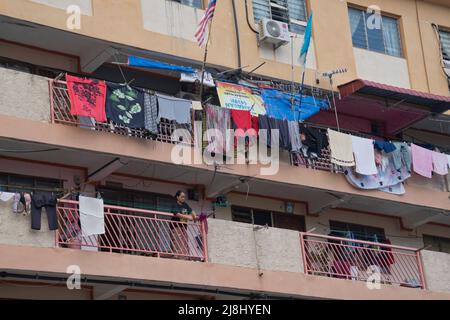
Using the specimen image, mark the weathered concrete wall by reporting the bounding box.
[421,250,450,294]
[207,219,303,273]
[0,68,51,122]
[0,197,55,248]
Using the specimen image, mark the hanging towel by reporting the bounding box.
[230,109,256,137]
[351,136,377,175]
[66,75,107,122]
[288,121,302,153]
[144,92,159,134]
[448,154,450,170]
[328,129,355,167]
[106,82,145,128]
[0,192,15,202]
[206,104,232,155]
[79,196,105,237]
[431,151,449,176]
[411,143,433,178]
[156,94,192,125]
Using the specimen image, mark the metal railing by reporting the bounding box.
[49,80,194,146]
[300,232,426,289]
[56,199,208,261]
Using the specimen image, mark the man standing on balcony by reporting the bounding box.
[170,191,198,259]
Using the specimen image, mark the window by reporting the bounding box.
[439,29,450,63]
[170,0,202,9]
[231,206,306,231]
[97,186,176,213]
[0,172,62,193]
[423,235,450,254]
[348,7,403,57]
[329,220,386,242]
[253,0,308,34]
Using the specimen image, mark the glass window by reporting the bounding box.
[329,220,386,242]
[253,0,308,34]
[348,7,403,57]
[170,0,202,9]
[423,235,450,254]
[0,173,61,193]
[232,206,306,230]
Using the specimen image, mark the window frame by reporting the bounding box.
[252,0,309,34]
[423,234,450,254]
[329,220,386,242]
[0,172,63,193]
[169,0,203,9]
[347,5,404,58]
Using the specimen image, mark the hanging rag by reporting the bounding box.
[66,75,107,122]
[431,151,449,176]
[105,82,145,128]
[392,142,412,172]
[156,94,192,125]
[206,104,232,155]
[288,121,302,153]
[411,143,433,178]
[79,196,105,237]
[351,136,378,175]
[299,125,329,157]
[230,109,256,137]
[0,192,15,202]
[328,129,355,167]
[143,91,159,134]
[374,140,396,153]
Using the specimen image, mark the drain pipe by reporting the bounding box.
[231,0,242,70]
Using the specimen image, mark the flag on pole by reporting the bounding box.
[299,13,313,70]
[195,0,217,47]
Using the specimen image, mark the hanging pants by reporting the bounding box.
[31,193,58,231]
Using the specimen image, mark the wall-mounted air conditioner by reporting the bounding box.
[258,18,290,48]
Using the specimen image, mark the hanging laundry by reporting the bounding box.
[230,109,257,140]
[288,121,302,153]
[258,115,272,147]
[106,82,145,129]
[143,91,159,134]
[328,129,355,167]
[251,116,259,135]
[66,75,107,122]
[431,151,449,176]
[79,116,96,130]
[31,193,58,231]
[391,142,412,172]
[343,154,411,195]
[299,125,329,157]
[351,136,377,175]
[277,119,291,151]
[374,140,396,153]
[411,143,433,178]
[0,192,15,202]
[206,104,232,155]
[448,154,450,169]
[157,94,192,125]
[79,196,105,237]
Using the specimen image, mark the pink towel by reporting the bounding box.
[432,151,449,175]
[411,144,433,178]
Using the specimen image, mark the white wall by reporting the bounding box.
[29,0,93,16]
[353,48,411,88]
[259,36,317,70]
[141,0,204,42]
[421,250,450,293]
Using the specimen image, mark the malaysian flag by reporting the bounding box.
[195,0,217,47]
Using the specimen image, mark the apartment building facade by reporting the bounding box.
[0,0,449,300]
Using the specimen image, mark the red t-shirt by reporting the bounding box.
[66,75,107,122]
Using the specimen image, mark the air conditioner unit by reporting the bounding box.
[258,18,290,47]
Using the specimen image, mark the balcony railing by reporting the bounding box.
[56,199,208,261]
[49,80,194,146]
[300,232,426,289]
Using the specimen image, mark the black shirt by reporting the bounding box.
[171,202,193,222]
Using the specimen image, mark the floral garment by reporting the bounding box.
[105,82,145,129]
[67,75,107,122]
